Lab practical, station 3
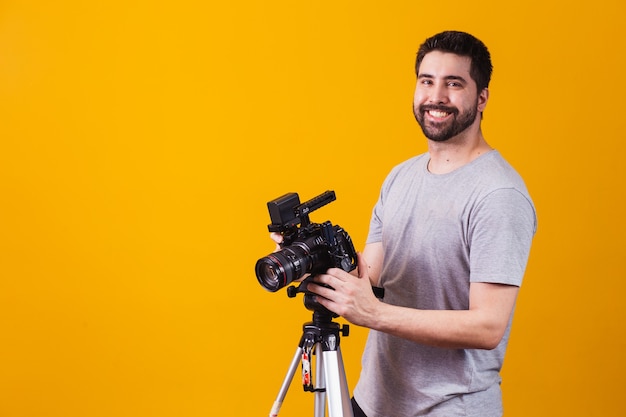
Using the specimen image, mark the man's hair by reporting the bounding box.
[415,31,493,92]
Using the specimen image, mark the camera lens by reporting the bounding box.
[257,262,282,288]
[255,255,289,292]
[255,246,312,292]
[255,233,331,292]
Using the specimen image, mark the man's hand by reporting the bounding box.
[270,232,282,251]
[307,253,382,327]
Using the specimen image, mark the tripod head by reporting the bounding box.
[286,276,340,322]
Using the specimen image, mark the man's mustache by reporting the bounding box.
[418,104,459,115]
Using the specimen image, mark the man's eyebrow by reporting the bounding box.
[445,75,468,83]
[418,73,468,84]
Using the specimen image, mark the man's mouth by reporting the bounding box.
[419,105,457,120]
[427,110,450,118]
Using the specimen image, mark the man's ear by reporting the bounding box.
[478,88,489,112]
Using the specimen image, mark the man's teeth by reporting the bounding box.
[429,110,449,118]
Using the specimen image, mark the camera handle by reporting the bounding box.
[268,310,353,417]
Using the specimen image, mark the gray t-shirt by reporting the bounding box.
[353,151,536,417]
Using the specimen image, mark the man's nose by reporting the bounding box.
[428,84,449,104]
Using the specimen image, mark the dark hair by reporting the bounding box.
[415,31,493,92]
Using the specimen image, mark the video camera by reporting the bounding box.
[255,190,357,293]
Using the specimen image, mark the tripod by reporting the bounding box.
[269,310,354,417]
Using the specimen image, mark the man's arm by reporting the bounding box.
[359,241,383,286]
[369,282,518,349]
[309,250,518,350]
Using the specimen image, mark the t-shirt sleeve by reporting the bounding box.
[468,188,537,286]
[366,193,384,245]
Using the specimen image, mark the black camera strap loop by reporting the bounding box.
[301,337,315,391]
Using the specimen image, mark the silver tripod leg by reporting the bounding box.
[321,346,354,417]
[269,347,303,417]
[314,342,326,417]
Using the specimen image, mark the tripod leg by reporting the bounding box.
[314,343,326,417]
[269,347,303,417]
[323,347,354,417]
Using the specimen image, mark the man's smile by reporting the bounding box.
[427,110,451,119]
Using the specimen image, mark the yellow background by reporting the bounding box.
[1,1,624,416]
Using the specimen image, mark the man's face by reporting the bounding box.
[413,51,486,142]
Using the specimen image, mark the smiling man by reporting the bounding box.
[307,31,538,416]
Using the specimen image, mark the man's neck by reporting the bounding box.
[426,131,492,175]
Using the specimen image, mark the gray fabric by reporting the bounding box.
[353,151,536,417]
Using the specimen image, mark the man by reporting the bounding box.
[308,31,537,416]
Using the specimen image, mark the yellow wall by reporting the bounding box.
[1,1,624,416]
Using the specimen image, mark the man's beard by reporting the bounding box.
[413,103,478,142]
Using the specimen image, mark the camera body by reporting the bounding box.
[255,190,357,293]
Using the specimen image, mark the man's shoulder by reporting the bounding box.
[475,151,528,189]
